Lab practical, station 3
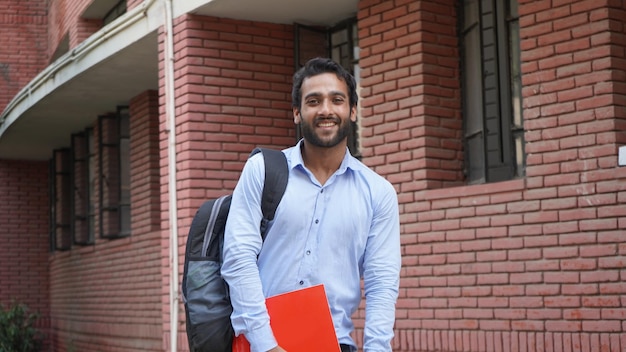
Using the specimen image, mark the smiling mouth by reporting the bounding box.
[316,118,340,128]
[318,121,336,128]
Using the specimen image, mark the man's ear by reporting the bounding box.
[293,107,301,124]
[350,106,357,122]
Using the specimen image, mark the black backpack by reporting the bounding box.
[182,147,289,352]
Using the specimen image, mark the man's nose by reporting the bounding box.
[318,99,331,115]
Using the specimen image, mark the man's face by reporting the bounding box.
[293,73,357,148]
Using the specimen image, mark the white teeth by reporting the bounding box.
[318,122,335,127]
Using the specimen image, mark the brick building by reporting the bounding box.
[0,0,625,351]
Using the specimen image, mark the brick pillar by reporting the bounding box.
[521,1,626,181]
[358,0,463,194]
[129,90,161,235]
[158,14,295,350]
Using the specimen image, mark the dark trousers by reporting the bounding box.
[340,344,354,352]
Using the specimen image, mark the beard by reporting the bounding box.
[299,115,353,148]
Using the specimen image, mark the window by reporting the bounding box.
[103,0,126,26]
[71,129,96,245]
[49,107,130,251]
[294,17,361,158]
[50,149,72,251]
[460,0,524,183]
[99,107,131,238]
[50,34,69,63]
[87,129,97,240]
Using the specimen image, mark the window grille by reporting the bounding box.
[50,149,72,251]
[460,0,524,183]
[99,107,131,239]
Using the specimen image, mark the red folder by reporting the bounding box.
[232,284,340,352]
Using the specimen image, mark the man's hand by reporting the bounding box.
[267,346,286,352]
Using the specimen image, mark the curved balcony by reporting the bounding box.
[0,0,356,160]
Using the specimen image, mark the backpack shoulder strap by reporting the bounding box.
[249,147,289,239]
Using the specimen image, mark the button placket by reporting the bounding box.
[298,186,325,287]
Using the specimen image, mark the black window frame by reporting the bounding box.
[103,0,127,26]
[49,106,130,251]
[50,149,72,251]
[99,106,131,239]
[70,128,96,245]
[459,0,525,184]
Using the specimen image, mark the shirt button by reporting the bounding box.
[315,219,319,224]
[299,280,304,285]
[320,189,324,193]
[306,250,311,255]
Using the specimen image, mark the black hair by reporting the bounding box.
[291,57,358,109]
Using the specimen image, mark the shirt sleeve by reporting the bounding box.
[221,154,278,352]
[362,180,401,351]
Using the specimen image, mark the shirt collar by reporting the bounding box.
[288,139,359,175]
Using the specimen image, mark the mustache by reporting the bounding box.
[313,116,341,124]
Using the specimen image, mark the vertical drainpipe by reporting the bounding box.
[164,0,179,350]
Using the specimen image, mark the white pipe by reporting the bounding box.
[163,0,179,350]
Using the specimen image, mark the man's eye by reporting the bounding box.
[306,99,319,105]
[333,98,345,104]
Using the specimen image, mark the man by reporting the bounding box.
[222,57,401,352]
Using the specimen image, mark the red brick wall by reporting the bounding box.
[4,0,625,351]
[48,0,69,57]
[359,1,626,351]
[0,160,50,349]
[358,0,463,192]
[130,90,162,235]
[158,15,295,349]
[48,92,163,351]
[0,0,47,112]
[48,0,100,59]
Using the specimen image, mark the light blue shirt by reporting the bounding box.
[222,141,401,352]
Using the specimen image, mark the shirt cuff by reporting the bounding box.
[246,323,277,352]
